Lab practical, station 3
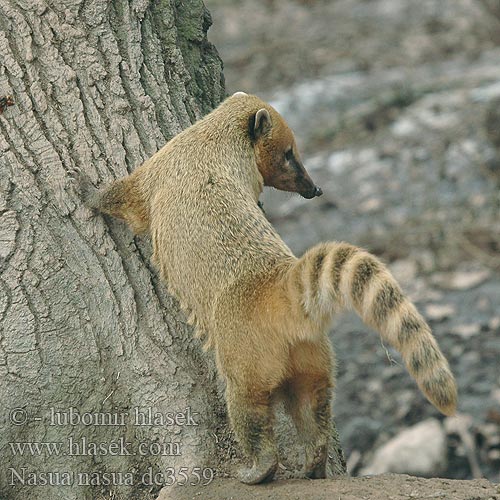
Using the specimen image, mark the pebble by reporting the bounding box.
[391,118,419,137]
[433,269,491,290]
[390,259,418,284]
[359,197,383,213]
[451,323,481,338]
[489,317,500,331]
[425,303,456,321]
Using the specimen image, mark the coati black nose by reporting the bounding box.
[314,186,323,197]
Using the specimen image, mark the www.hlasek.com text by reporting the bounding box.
[10,436,183,458]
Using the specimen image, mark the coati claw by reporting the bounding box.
[238,458,278,485]
[68,167,99,208]
[304,445,327,479]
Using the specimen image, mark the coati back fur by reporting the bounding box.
[87,93,457,484]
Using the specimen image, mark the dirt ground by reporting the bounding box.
[160,474,500,500]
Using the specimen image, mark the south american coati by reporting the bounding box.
[84,92,457,484]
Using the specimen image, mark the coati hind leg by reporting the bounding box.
[225,382,278,484]
[285,339,335,479]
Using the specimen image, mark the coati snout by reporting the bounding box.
[248,106,322,199]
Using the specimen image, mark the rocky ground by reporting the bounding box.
[161,475,500,500]
[205,0,500,483]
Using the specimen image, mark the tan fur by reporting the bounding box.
[88,94,457,483]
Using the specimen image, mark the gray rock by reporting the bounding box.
[360,419,447,476]
[433,269,491,290]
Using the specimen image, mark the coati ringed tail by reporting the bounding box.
[286,242,456,416]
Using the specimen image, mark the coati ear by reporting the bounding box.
[249,108,272,141]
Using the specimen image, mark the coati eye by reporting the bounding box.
[285,149,293,161]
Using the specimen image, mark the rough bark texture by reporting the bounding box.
[0,1,224,499]
[0,1,347,499]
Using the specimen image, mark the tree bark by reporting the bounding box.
[0,1,225,499]
[0,1,346,499]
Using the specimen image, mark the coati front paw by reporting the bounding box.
[238,451,278,485]
[67,167,100,209]
[304,444,327,479]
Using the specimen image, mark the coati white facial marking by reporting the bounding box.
[249,107,322,199]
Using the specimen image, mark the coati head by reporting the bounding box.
[243,96,322,199]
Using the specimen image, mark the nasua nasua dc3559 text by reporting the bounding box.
[83,92,458,485]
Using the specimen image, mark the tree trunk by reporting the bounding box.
[0,1,345,499]
[0,1,225,499]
